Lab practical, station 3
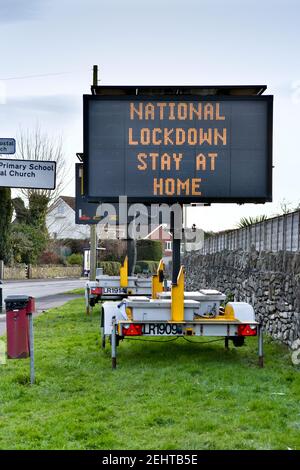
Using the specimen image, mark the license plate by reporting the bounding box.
[142,323,182,336]
[103,287,127,294]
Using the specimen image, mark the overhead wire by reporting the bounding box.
[0,70,87,81]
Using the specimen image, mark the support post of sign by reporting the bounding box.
[89,226,97,282]
[28,313,35,385]
[183,205,188,254]
[171,210,182,285]
[127,239,137,276]
[86,285,91,315]
[89,65,99,283]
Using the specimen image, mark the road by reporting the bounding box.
[0,278,86,336]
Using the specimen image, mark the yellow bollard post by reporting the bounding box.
[171,266,184,322]
[152,259,165,299]
[120,256,128,288]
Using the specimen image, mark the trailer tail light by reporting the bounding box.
[237,324,257,336]
[123,324,143,336]
[91,287,102,295]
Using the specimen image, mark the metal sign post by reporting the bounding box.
[171,210,182,285]
[28,312,35,384]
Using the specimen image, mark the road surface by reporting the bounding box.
[0,278,86,336]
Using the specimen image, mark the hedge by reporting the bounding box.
[134,264,142,274]
[98,261,121,276]
[135,260,159,274]
[136,240,162,262]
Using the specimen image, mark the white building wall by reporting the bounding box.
[46,199,90,240]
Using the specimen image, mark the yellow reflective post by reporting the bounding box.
[224,304,235,320]
[120,256,128,287]
[152,259,165,299]
[171,266,184,322]
[80,166,84,195]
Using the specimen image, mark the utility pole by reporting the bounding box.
[89,65,98,282]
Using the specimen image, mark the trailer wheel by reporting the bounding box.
[232,336,245,347]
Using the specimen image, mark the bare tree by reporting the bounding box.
[17,126,68,203]
[278,198,300,215]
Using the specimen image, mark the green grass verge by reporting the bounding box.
[0,298,299,450]
[64,288,85,295]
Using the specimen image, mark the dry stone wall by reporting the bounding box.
[183,248,300,349]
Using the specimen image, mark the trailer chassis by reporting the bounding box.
[109,318,263,369]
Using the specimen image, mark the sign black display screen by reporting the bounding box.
[84,95,273,203]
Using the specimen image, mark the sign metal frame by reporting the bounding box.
[0,138,16,155]
[83,93,273,204]
[0,158,56,190]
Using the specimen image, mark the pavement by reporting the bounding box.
[0,278,86,336]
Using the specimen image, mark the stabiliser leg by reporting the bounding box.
[258,325,264,368]
[111,316,117,369]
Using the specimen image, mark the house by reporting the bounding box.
[46,197,177,264]
[46,196,90,240]
[144,224,173,264]
[144,224,202,262]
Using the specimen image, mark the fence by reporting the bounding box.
[201,209,300,254]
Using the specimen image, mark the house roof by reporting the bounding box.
[60,196,75,210]
[144,224,172,239]
[48,195,75,213]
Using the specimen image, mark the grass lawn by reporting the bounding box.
[0,297,299,450]
[64,288,85,295]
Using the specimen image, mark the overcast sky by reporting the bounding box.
[0,0,299,231]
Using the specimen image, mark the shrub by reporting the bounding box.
[134,264,142,275]
[39,251,62,265]
[136,240,162,261]
[11,223,48,265]
[135,260,159,274]
[99,261,121,276]
[67,253,83,266]
[61,239,89,254]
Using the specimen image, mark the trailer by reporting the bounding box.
[102,266,263,368]
[85,258,167,314]
[77,75,271,373]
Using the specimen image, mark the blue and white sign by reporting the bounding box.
[0,158,56,189]
[0,138,16,155]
